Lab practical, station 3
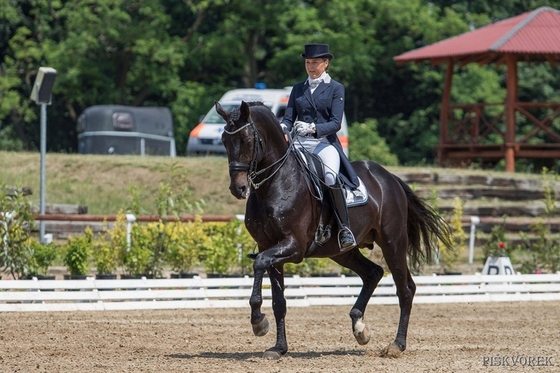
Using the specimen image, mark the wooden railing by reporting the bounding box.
[439,101,560,162]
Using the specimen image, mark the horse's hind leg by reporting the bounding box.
[380,239,416,357]
[331,249,384,346]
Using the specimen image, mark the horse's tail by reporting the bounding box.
[395,176,453,271]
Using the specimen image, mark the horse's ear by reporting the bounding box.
[240,101,251,122]
[215,101,228,121]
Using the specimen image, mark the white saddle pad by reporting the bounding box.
[345,178,368,207]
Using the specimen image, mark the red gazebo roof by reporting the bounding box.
[394,6,560,66]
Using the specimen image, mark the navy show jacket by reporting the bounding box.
[282,78,359,189]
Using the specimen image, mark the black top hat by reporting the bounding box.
[300,44,334,59]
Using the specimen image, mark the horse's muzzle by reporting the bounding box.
[229,183,249,199]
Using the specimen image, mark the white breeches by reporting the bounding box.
[296,136,340,186]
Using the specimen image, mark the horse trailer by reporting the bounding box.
[77,105,176,156]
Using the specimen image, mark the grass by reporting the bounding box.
[0,150,547,216]
[0,151,246,216]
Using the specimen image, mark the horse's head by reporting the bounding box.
[217,101,258,199]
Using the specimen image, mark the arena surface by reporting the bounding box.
[1,301,558,372]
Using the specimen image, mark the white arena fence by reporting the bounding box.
[0,273,559,312]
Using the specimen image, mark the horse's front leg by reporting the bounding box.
[249,239,302,360]
[262,264,287,360]
[249,263,269,337]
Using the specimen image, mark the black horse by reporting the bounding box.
[217,101,452,360]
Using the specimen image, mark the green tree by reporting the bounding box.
[348,119,399,165]
[3,0,560,169]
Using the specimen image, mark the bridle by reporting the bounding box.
[223,118,292,190]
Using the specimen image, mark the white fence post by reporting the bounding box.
[469,216,480,264]
[126,213,136,252]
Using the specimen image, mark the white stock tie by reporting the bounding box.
[309,78,322,92]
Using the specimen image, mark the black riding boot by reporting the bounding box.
[328,185,356,250]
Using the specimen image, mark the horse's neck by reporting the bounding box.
[254,148,310,200]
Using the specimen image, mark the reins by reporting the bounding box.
[224,118,293,190]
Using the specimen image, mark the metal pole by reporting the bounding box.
[39,103,47,243]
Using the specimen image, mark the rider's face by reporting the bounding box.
[305,58,329,79]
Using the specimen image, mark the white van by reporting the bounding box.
[186,87,349,156]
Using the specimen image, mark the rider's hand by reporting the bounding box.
[280,122,288,133]
[294,121,315,136]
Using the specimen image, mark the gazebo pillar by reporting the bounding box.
[504,54,518,172]
[438,59,454,165]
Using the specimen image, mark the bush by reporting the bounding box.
[165,217,207,274]
[92,238,118,275]
[284,258,333,277]
[28,241,60,277]
[123,223,155,277]
[439,197,466,272]
[0,183,36,279]
[482,218,514,259]
[516,221,560,274]
[63,227,93,276]
[201,219,255,275]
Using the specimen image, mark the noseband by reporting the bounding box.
[223,118,292,190]
[224,120,261,175]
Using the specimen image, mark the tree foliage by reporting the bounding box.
[2,0,560,167]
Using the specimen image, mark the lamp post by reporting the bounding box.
[30,67,57,244]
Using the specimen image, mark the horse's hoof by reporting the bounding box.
[379,342,404,358]
[353,319,371,345]
[262,349,282,360]
[252,316,269,336]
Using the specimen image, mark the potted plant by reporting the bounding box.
[92,238,118,279]
[166,218,206,278]
[28,240,60,280]
[62,227,93,279]
[120,223,152,279]
[201,220,254,277]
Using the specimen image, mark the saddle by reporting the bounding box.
[295,149,368,247]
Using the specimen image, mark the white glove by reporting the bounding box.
[280,122,288,133]
[294,121,315,136]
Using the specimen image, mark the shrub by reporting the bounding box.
[516,221,560,274]
[0,184,36,279]
[165,217,207,274]
[92,238,118,275]
[63,227,93,276]
[285,258,332,277]
[28,241,60,277]
[439,197,466,272]
[482,218,514,259]
[201,219,255,275]
[123,223,155,277]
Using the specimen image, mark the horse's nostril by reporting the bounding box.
[239,185,248,198]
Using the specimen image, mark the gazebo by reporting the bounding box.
[394,6,560,172]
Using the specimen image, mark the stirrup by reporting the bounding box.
[338,227,356,250]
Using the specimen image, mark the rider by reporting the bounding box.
[280,43,359,251]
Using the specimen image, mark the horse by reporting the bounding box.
[216,100,453,360]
